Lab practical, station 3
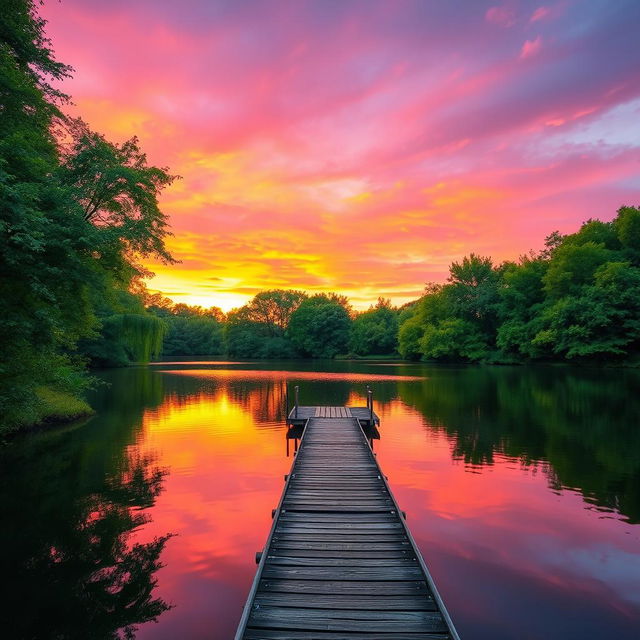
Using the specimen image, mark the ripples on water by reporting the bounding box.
[1,360,639,639]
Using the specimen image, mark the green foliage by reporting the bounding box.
[163,315,223,356]
[496,256,547,358]
[224,308,269,358]
[242,289,307,333]
[350,298,399,355]
[447,253,500,334]
[221,290,309,358]
[398,310,424,360]
[420,318,490,361]
[396,258,500,363]
[82,314,167,367]
[148,300,224,356]
[534,261,640,359]
[543,241,618,299]
[288,294,352,358]
[59,119,178,266]
[0,1,175,430]
[615,206,640,255]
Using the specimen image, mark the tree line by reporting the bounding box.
[144,207,640,368]
[399,206,640,364]
[142,292,400,361]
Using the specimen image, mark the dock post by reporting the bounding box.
[368,388,373,423]
[294,385,299,419]
[285,385,289,422]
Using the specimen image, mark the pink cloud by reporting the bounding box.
[485,5,516,27]
[520,36,543,59]
[530,6,551,22]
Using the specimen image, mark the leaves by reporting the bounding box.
[288,294,351,358]
[59,119,178,263]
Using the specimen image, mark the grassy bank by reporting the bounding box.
[2,387,96,436]
[34,387,94,425]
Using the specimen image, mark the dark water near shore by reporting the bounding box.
[1,360,639,639]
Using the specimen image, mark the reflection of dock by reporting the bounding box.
[235,405,459,639]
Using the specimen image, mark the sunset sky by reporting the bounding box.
[42,0,640,310]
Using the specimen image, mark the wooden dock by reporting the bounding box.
[235,406,459,639]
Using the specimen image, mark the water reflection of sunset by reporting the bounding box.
[160,368,425,382]
[86,363,639,639]
[367,399,640,635]
[133,387,290,638]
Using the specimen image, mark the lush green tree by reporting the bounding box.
[397,301,422,359]
[222,290,310,358]
[534,261,640,359]
[59,119,177,267]
[399,257,500,363]
[398,312,424,360]
[496,256,548,359]
[564,218,619,250]
[615,205,640,257]
[543,240,618,299]
[420,317,490,361]
[242,289,307,334]
[398,208,640,364]
[81,290,168,367]
[288,294,352,358]
[349,298,399,355]
[224,307,273,358]
[61,120,179,368]
[224,302,297,358]
[447,253,500,336]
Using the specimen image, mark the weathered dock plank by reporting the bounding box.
[235,409,459,640]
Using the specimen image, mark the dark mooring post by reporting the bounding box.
[368,388,373,423]
[295,385,299,419]
[285,385,289,422]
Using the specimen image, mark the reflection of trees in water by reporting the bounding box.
[156,374,291,423]
[158,370,376,425]
[398,366,640,523]
[156,360,411,431]
[1,369,172,639]
[114,363,640,525]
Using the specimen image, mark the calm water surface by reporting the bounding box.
[1,360,639,639]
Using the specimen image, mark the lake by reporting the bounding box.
[1,360,639,639]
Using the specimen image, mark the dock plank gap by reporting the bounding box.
[235,404,460,639]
